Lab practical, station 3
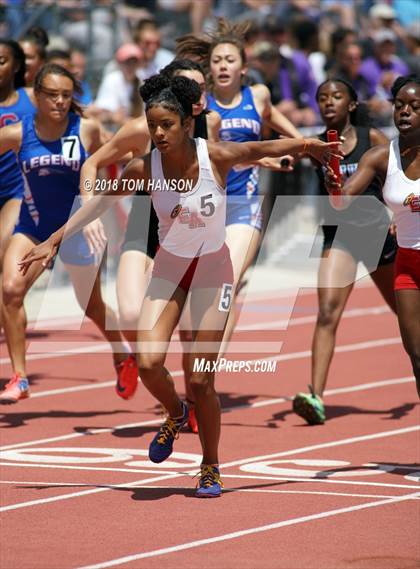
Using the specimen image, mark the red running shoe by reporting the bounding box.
[115,354,138,400]
[187,406,199,434]
[0,374,30,404]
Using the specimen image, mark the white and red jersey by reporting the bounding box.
[150,137,226,258]
[382,138,420,250]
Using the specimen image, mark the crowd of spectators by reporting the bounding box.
[0,0,419,131]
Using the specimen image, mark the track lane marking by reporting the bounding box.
[0,376,414,451]
[1,425,418,512]
[0,463,419,490]
[0,335,404,400]
[0,303,395,366]
[1,480,418,500]
[77,492,420,569]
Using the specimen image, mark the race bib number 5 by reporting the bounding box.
[218,283,233,312]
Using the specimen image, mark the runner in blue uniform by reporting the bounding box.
[177,20,302,348]
[0,39,36,333]
[0,63,129,403]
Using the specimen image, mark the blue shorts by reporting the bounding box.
[14,223,95,266]
[226,197,263,231]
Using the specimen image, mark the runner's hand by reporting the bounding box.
[18,237,58,275]
[324,165,343,194]
[304,138,343,166]
[83,218,107,255]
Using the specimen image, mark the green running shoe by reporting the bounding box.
[293,387,325,425]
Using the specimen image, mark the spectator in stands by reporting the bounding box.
[359,29,409,124]
[19,26,49,87]
[71,49,93,107]
[275,0,321,25]
[93,43,143,128]
[403,22,420,76]
[156,0,211,38]
[366,3,407,59]
[291,17,326,86]
[132,19,173,81]
[325,27,357,73]
[61,0,124,65]
[256,16,319,126]
[328,42,374,102]
[319,0,355,29]
[216,0,276,24]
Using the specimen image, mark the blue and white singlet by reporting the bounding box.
[0,87,36,205]
[15,112,94,265]
[207,86,263,229]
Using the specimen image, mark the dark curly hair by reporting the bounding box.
[390,74,420,100]
[0,39,26,89]
[140,74,201,122]
[316,77,372,127]
[34,63,84,116]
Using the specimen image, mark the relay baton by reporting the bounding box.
[327,129,343,208]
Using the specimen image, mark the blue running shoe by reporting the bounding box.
[196,465,223,498]
[149,401,188,463]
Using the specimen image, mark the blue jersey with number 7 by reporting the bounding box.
[17,113,87,234]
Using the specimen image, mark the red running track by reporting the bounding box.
[0,283,419,569]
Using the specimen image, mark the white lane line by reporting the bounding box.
[28,369,182,398]
[0,471,182,513]
[1,425,418,513]
[27,288,318,330]
[2,334,403,400]
[221,474,420,490]
[236,305,390,331]
[221,425,420,469]
[77,492,420,569]
[0,375,413,452]
[0,303,393,366]
[0,462,180,476]
[0,342,110,365]
[1,480,417,500]
[1,463,419,491]
[247,376,413,410]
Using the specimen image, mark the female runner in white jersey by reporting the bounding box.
[19,73,341,496]
[326,75,420,398]
[176,20,302,349]
[79,59,220,433]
